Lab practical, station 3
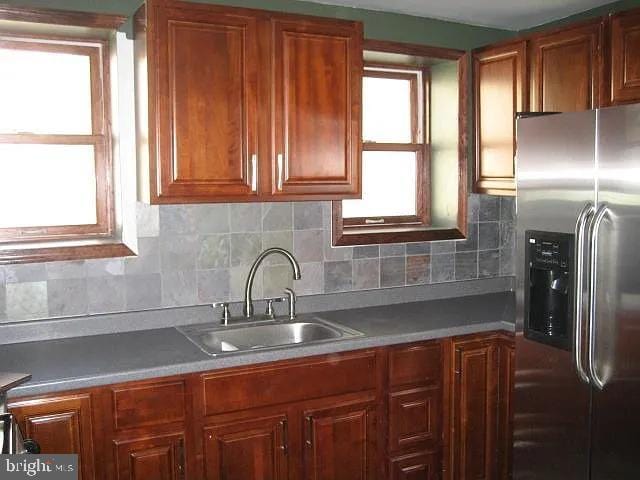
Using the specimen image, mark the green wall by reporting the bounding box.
[521,0,640,34]
[2,0,513,50]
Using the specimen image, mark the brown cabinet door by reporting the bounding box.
[389,451,439,480]
[473,41,526,195]
[303,399,376,480]
[148,1,260,201]
[271,16,362,199]
[530,20,602,112]
[114,432,185,480]
[450,337,500,480]
[203,414,288,480]
[9,393,96,480]
[497,338,515,480]
[610,9,640,105]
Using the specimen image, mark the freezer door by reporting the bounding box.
[514,111,595,480]
[589,104,640,479]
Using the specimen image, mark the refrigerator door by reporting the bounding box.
[589,103,640,479]
[514,111,596,480]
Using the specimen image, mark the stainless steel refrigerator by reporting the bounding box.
[513,103,640,480]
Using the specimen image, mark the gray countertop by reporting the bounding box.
[1,292,514,398]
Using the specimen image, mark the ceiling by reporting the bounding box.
[303,0,614,30]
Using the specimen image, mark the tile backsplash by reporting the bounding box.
[0,194,515,323]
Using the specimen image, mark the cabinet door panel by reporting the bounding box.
[451,338,500,480]
[473,41,526,195]
[390,451,438,480]
[530,21,602,112]
[9,393,95,480]
[610,9,640,105]
[203,414,288,480]
[272,18,362,198]
[114,433,185,480]
[151,4,259,200]
[303,400,376,480]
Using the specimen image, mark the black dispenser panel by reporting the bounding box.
[524,231,574,350]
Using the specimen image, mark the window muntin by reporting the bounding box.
[341,65,429,230]
[0,34,113,243]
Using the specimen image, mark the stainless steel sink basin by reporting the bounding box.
[178,317,363,356]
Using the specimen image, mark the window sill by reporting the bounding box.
[332,226,466,246]
[0,242,135,265]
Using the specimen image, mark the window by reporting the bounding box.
[332,40,469,246]
[342,66,429,229]
[0,7,134,264]
[0,35,112,241]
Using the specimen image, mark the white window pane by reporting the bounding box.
[343,151,417,219]
[363,76,412,143]
[0,48,93,135]
[0,144,97,228]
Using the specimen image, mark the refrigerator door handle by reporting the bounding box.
[587,203,609,390]
[573,202,595,384]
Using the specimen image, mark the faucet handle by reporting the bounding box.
[213,302,231,325]
[283,288,297,320]
[264,297,285,319]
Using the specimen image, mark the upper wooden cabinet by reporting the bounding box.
[609,9,640,105]
[135,0,362,204]
[141,1,261,201]
[529,20,603,112]
[473,41,526,195]
[271,18,362,198]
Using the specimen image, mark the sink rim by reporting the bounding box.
[177,315,364,357]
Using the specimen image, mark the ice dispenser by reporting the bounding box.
[524,231,574,350]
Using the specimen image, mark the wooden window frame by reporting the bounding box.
[332,39,469,246]
[343,66,431,230]
[0,33,114,243]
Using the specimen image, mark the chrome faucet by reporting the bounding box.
[244,248,301,318]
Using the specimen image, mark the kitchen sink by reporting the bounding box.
[177,316,363,356]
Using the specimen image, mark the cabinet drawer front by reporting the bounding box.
[389,342,442,388]
[390,451,439,480]
[203,351,376,415]
[389,387,440,452]
[113,380,186,430]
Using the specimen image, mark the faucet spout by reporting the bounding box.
[243,248,301,318]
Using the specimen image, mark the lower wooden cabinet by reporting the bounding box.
[8,393,96,480]
[303,398,377,480]
[113,432,185,480]
[8,333,514,480]
[203,413,288,480]
[446,333,514,480]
